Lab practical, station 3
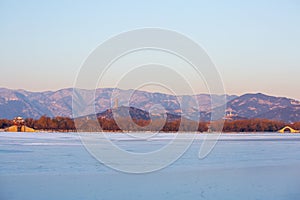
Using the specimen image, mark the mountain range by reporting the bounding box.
[0,88,299,123]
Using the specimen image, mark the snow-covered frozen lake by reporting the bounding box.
[1,132,300,200]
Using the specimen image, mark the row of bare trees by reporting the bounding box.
[0,116,75,132]
[0,116,298,132]
[221,119,285,132]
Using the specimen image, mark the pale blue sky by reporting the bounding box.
[0,0,299,99]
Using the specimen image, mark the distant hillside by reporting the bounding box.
[0,88,73,119]
[0,88,299,122]
[97,106,182,122]
[0,88,235,119]
[97,106,151,121]
[220,93,300,123]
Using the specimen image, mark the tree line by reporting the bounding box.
[0,116,298,132]
[0,116,76,132]
[221,119,286,132]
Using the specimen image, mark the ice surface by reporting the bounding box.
[1,132,300,200]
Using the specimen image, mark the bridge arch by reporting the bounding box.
[278,126,299,133]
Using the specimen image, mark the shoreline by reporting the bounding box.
[2,130,300,134]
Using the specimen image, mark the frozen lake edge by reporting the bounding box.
[1,132,300,200]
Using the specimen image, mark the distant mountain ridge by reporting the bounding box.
[96,106,182,122]
[0,88,299,122]
[222,93,300,123]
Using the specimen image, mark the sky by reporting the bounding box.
[0,0,299,99]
